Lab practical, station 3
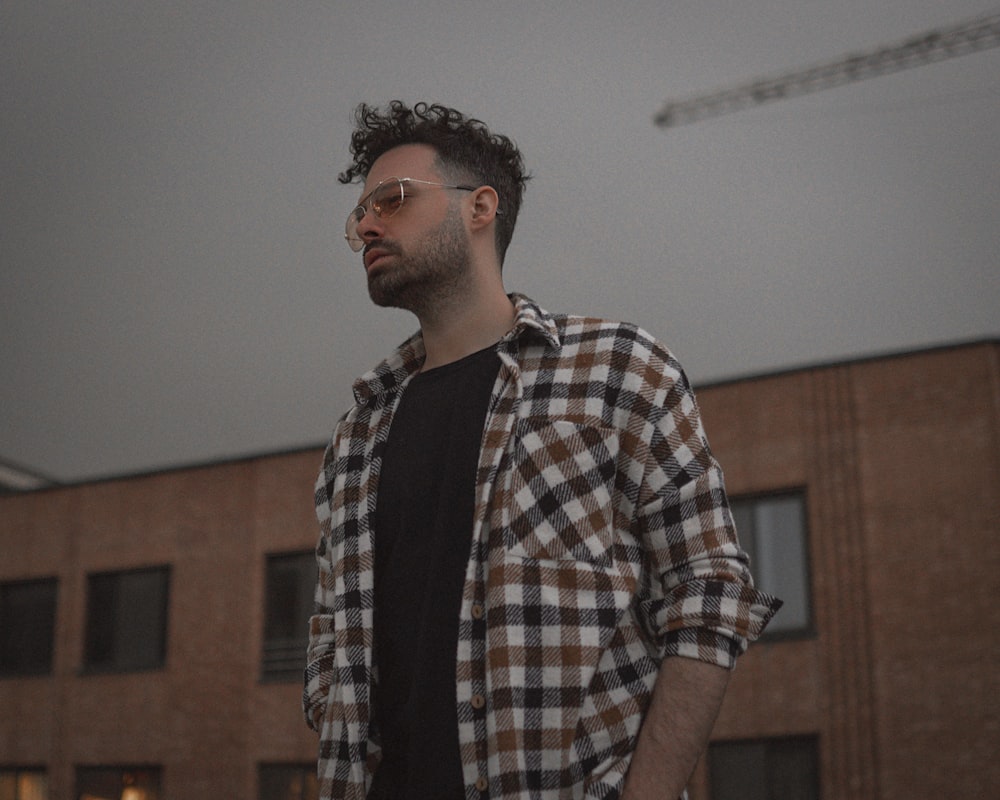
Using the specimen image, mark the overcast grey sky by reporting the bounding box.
[3,1,998,484]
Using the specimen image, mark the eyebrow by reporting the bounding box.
[354,184,379,208]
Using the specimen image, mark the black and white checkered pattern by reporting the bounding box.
[304,294,781,800]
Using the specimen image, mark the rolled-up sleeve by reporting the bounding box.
[632,358,782,668]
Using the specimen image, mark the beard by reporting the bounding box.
[366,206,473,317]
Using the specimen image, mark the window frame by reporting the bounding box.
[0,766,50,800]
[0,576,59,678]
[709,734,820,800]
[260,551,315,683]
[81,566,171,675]
[729,488,815,640]
[75,764,162,800]
[258,762,318,800]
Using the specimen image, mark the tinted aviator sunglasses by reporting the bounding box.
[344,177,477,252]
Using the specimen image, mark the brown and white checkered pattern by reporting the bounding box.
[305,295,781,800]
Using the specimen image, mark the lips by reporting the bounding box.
[364,245,395,271]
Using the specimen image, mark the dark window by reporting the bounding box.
[262,552,314,682]
[0,578,58,677]
[0,767,49,800]
[83,567,169,673]
[731,491,812,636]
[259,763,318,800]
[75,766,161,800]
[710,736,819,800]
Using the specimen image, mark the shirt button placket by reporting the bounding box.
[470,575,489,797]
[470,685,488,793]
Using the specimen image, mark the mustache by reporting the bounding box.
[363,239,401,257]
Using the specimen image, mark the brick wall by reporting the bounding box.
[1,450,322,799]
[2,342,997,799]
[688,341,1000,799]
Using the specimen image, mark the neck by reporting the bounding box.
[417,276,515,371]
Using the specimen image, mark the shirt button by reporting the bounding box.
[470,693,486,710]
[475,776,488,792]
[471,603,484,619]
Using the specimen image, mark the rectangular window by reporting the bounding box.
[83,567,169,673]
[262,552,315,682]
[75,766,161,800]
[258,763,318,800]
[731,491,812,636]
[0,768,49,800]
[1,578,58,677]
[709,736,819,800]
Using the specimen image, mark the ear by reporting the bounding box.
[468,186,500,232]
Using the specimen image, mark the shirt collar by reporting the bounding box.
[352,293,560,406]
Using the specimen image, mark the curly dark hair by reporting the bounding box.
[339,101,530,265]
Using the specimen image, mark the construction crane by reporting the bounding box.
[654,11,1000,128]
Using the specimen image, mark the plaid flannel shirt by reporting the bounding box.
[305,294,780,800]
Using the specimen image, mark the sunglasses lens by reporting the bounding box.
[344,179,405,252]
[372,180,404,218]
[345,206,365,251]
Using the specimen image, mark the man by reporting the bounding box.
[304,101,780,800]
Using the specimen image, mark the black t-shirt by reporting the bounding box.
[371,345,501,800]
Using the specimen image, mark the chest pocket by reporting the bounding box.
[504,418,620,567]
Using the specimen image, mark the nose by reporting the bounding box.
[354,205,384,243]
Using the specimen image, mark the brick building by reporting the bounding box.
[1,340,997,799]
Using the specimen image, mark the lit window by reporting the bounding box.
[0,767,49,800]
[730,492,812,636]
[258,763,318,800]
[1,578,58,677]
[75,766,161,800]
[83,568,169,673]
[262,553,315,682]
[710,736,819,800]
